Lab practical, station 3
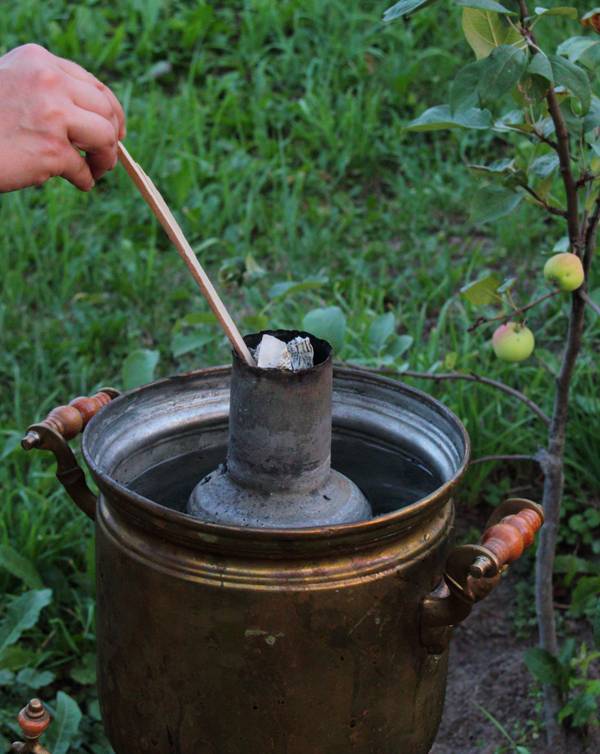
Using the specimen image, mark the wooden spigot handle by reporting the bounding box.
[22,389,118,449]
[471,504,544,577]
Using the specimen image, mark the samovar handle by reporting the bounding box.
[420,498,544,654]
[21,389,119,520]
[10,698,52,754]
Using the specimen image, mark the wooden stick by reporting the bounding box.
[117,142,254,366]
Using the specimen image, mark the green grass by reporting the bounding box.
[0,1,598,751]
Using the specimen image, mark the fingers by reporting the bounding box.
[59,145,95,191]
[66,106,118,180]
[56,56,126,139]
[65,76,120,142]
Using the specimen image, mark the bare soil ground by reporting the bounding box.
[430,577,540,754]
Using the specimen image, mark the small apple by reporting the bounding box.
[492,322,535,362]
[543,253,584,292]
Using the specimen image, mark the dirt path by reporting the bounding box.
[431,577,540,754]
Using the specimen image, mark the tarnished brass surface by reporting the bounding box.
[82,366,469,754]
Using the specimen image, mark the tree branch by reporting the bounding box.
[346,365,551,425]
[575,171,598,189]
[579,289,600,317]
[584,194,600,271]
[521,184,567,217]
[467,289,561,332]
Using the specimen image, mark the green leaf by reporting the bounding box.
[0,589,52,656]
[531,153,559,178]
[302,307,347,353]
[268,277,327,300]
[533,6,578,18]
[450,61,484,113]
[16,667,55,689]
[1,431,21,460]
[406,104,492,131]
[171,332,212,358]
[553,236,570,252]
[369,313,396,351]
[70,652,97,685]
[470,185,522,224]
[583,96,600,133]
[468,158,514,176]
[121,349,159,390]
[571,576,600,616]
[462,8,523,60]
[0,645,38,671]
[45,692,82,754]
[455,0,515,13]
[479,45,528,101]
[0,669,15,685]
[557,36,600,64]
[388,334,413,358]
[593,599,600,648]
[0,544,43,589]
[460,273,502,305]
[444,351,458,369]
[549,55,591,113]
[528,52,554,83]
[383,0,436,21]
[497,276,516,294]
[524,647,563,686]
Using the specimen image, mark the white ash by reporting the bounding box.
[252,334,314,371]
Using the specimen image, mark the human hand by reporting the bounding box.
[0,44,125,193]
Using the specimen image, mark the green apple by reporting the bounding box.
[543,253,584,292]
[492,322,535,362]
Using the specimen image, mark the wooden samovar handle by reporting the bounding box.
[10,699,52,753]
[21,388,119,520]
[421,498,544,654]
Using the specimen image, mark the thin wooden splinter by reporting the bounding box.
[117,142,254,366]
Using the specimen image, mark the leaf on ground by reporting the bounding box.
[0,589,52,656]
[16,667,55,689]
[70,652,97,685]
[460,273,502,305]
[388,334,413,358]
[121,349,159,390]
[369,313,396,351]
[524,647,563,686]
[268,277,327,300]
[0,544,43,589]
[45,692,82,754]
[302,306,347,353]
[171,332,212,358]
[470,185,522,224]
